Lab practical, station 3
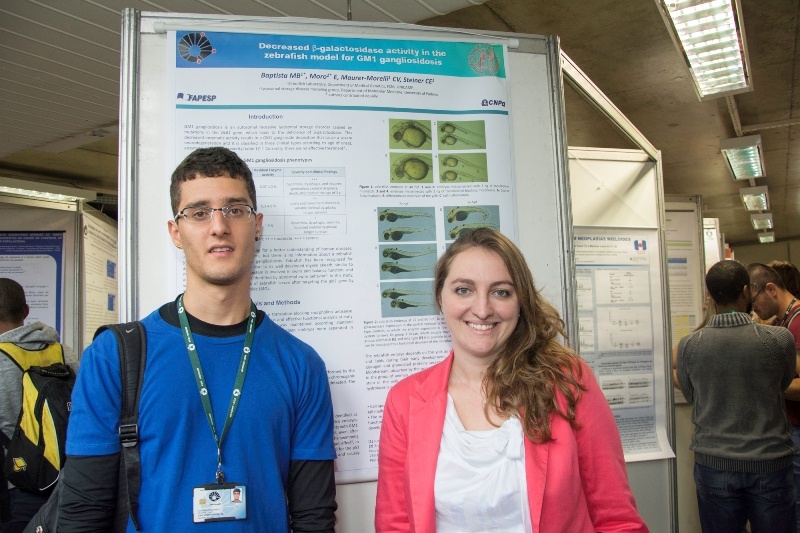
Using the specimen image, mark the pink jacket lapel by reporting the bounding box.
[405,355,451,533]
[524,428,549,532]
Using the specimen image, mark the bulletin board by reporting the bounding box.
[564,52,677,532]
[116,9,658,531]
[0,194,79,351]
[121,7,571,475]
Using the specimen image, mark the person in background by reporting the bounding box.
[375,228,647,533]
[672,291,715,389]
[749,261,800,532]
[0,278,78,533]
[58,147,337,532]
[678,260,795,532]
[770,260,800,300]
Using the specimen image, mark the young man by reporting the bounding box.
[59,147,337,531]
[0,279,77,533]
[748,262,800,533]
[677,260,796,532]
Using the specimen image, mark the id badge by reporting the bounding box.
[192,482,247,523]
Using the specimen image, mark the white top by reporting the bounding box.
[434,394,532,533]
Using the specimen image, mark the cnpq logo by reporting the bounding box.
[481,99,506,107]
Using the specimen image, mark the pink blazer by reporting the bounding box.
[375,353,649,533]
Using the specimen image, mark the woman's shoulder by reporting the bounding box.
[386,352,452,399]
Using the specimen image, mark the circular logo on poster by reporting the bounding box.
[178,32,216,64]
[468,44,500,76]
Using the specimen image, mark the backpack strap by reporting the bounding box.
[94,322,147,532]
[0,342,65,371]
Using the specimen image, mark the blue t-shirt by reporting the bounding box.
[67,305,336,531]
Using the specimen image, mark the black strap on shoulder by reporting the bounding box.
[787,306,800,329]
[94,321,147,532]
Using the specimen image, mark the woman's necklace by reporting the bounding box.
[453,366,487,405]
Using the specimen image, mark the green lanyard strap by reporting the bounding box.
[177,294,256,482]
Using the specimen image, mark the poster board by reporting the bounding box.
[80,210,119,349]
[664,196,707,533]
[121,10,573,531]
[569,148,673,462]
[563,53,676,533]
[703,217,724,271]
[0,196,79,352]
[566,141,675,533]
[664,196,705,404]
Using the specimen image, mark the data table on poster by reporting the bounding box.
[252,167,346,237]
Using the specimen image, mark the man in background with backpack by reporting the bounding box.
[59,147,337,532]
[0,278,78,533]
[749,262,800,532]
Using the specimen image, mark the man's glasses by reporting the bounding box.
[751,285,765,302]
[174,204,255,224]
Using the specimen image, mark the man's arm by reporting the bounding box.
[783,318,800,397]
[784,349,800,400]
[58,454,119,532]
[58,331,127,531]
[671,346,681,390]
[784,377,800,400]
[287,459,337,532]
[675,337,694,403]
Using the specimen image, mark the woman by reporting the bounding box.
[375,228,647,532]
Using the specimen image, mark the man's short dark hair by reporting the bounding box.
[0,278,28,323]
[706,260,749,306]
[747,263,787,293]
[169,147,256,215]
[769,260,800,298]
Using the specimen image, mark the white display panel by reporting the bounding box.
[573,227,673,461]
[127,10,572,498]
[81,212,119,348]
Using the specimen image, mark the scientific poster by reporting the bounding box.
[82,214,119,348]
[167,30,516,481]
[703,218,723,271]
[574,228,673,461]
[0,231,65,333]
[665,208,705,404]
[665,210,705,345]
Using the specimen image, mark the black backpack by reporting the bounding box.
[22,321,147,533]
[0,342,72,499]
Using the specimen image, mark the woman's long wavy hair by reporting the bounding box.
[434,228,585,443]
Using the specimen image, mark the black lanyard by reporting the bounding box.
[779,298,798,327]
[177,294,256,483]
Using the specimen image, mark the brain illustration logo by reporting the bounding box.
[178,32,215,64]
[468,44,500,76]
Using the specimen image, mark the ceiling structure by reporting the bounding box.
[0,0,797,246]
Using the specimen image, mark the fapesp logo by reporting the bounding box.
[481,99,506,107]
[178,94,217,102]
